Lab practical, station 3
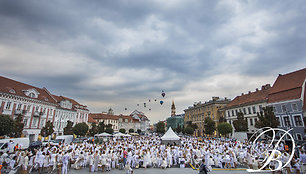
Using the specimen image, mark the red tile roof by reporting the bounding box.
[226,85,270,108]
[89,113,119,120]
[0,76,57,104]
[52,94,88,110]
[303,87,306,111]
[88,115,97,123]
[268,68,306,103]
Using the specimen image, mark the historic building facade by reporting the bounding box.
[184,97,230,136]
[0,76,89,141]
[224,84,271,135]
[166,100,184,130]
[267,68,306,142]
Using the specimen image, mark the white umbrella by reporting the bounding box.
[113,132,129,137]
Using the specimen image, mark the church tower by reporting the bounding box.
[171,100,176,116]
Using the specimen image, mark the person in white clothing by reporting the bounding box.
[62,152,70,174]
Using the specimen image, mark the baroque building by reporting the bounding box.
[184,97,230,136]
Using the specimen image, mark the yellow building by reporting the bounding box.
[184,97,230,137]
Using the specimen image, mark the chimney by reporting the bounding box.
[248,91,251,94]
[279,74,282,76]
[256,88,259,92]
[261,85,265,90]
[241,93,244,96]
[265,84,271,89]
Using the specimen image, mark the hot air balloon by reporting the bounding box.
[149,99,151,102]
[160,100,164,105]
[144,103,146,107]
[125,108,127,111]
[161,90,165,98]
[149,108,151,111]
[137,104,139,106]
[155,99,157,102]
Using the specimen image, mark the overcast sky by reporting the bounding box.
[0,0,305,123]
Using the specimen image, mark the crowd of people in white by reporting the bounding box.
[0,135,305,174]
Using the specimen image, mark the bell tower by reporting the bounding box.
[171,100,176,116]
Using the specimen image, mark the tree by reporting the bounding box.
[191,123,198,130]
[156,121,165,134]
[97,121,106,133]
[255,106,279,137]
[233,112,248,132]
[204,117,216,136]
[73,122,89,137]
[40,120,54,137]
[129,129,134,133]
[176,124,182,133]
[184,127,194,135]
[119,128,126,133]
[10,114,24,138]
[0,115,14,136]
[219,116,225,123]
[217,122,232,137]
[64,120,74,135]
[137,129,141,134]
[88,123,98,136]
[105,127,114,134]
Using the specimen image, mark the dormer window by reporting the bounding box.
[9,89,16,94]
[29,92,35,98]
[23,88,40,98]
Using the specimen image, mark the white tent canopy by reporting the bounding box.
[94,132,111,137]
[113,132,129,137]
[161,127,180,140]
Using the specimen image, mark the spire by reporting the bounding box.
[107,107,114,115]
[171,100,176,116]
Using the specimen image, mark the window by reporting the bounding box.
[294,116,303,126]
[24,119,28,127]
[276,117,281,127]
[252,106,256,114]
[5,102,12,110]
[292,104,297,111]
[259,105,263,112]
[227,111,230,117]
[296,134,302,140]
[17,103,22,110]
[32,118,37,127]
[235,110,238,115]
[283,116,290,127]
[281,105,287,113]
[232,110,234,116]
[40,119,44,128]
[35,106,39,112]
[250,118,253,126]
[29,92,35,98]
[243,108,246,114]
[248,107,251,114]
[273,106,277,113]
[27,105,31,111]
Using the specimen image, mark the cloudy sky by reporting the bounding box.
[0,0,305,123]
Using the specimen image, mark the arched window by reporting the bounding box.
[29,92,35,98]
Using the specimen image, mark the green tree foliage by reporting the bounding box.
[156,121,165,134]
[97,121,105,133]
[176,124,182,133]
[204,117,216,136]
[88,123,98,136]
[64,120,74,135]
[105,127,114,134]
[119,128,126,133]
[137,129,141,134]
[129,129,134,133]
[73,122,89,137]
[255,106,279,128]
[10,114,24,138]
[184,126,194,135]
[217,122,232,137]
[0,115,14,136]
[255,106,279,137]
[219,116,225,123]
[233,112,248,132]
[40,120,54,137]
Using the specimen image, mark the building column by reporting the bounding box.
[11,103,17,119]
[29,106,35,128]
[0,101,5,115]
[37,107,42,129]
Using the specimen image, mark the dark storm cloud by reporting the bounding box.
[0,0,306,121]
